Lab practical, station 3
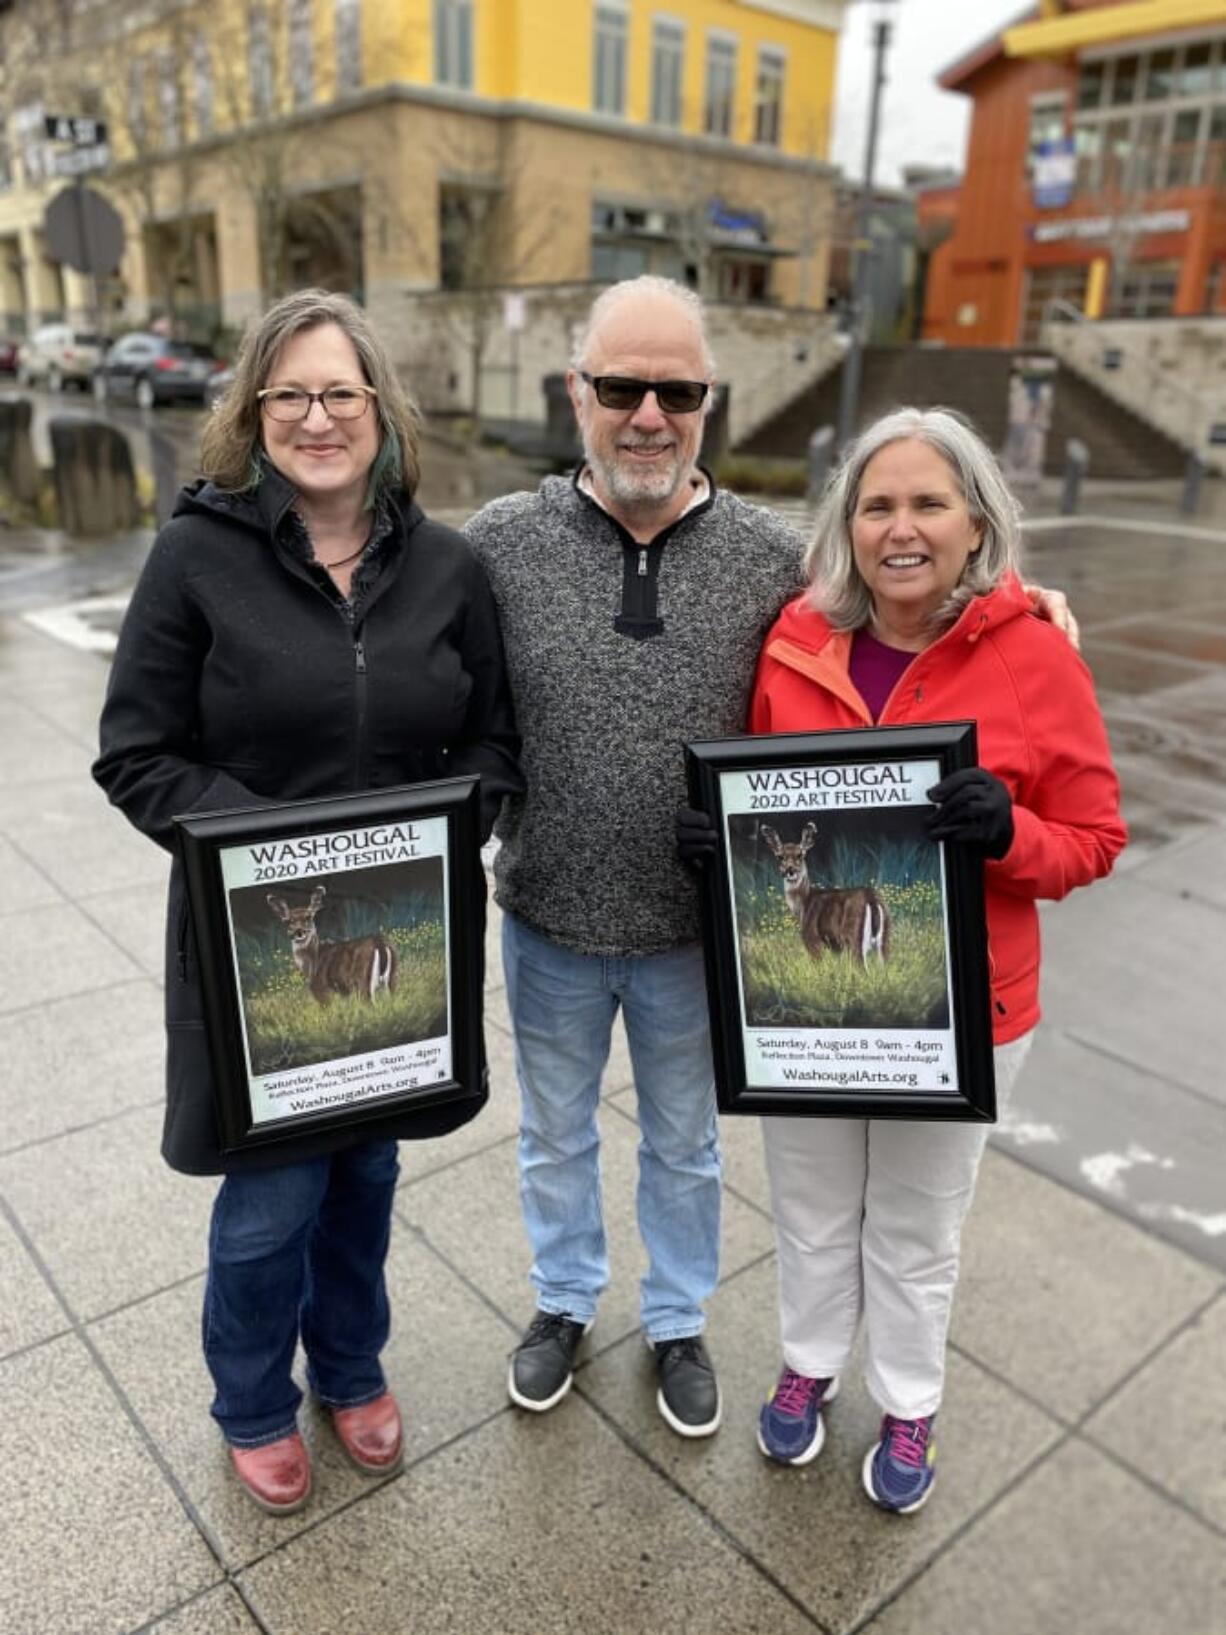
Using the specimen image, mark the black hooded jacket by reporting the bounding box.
[93,470,522,1175]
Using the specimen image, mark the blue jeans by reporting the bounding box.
[502,914,721,1343]
[202,1139,400,1447]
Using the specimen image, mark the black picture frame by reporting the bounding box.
[175,777,484,1155]
[685,723,995,1121]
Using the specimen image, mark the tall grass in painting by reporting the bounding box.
[230,867,447,1075]
[732,825,949,1030]
[242,922,447,1075]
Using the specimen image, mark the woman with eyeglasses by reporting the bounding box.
[93,289,521,1516]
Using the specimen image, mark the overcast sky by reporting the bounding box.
[831,0,1031,186]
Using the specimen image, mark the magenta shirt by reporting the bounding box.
[849,629,915,723]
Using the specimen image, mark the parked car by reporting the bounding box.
[0,336,19,374]
[208,363,236,407]
[15,324,104,391]
[94,332,226,409]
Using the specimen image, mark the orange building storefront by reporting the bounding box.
[922,0,1226,347]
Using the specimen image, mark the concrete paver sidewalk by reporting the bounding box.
[1,514,1224,1635]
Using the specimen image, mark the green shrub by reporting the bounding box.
[713,454,810,497]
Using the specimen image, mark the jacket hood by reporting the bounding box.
[171,468,422,538]
[772,573,1035,658]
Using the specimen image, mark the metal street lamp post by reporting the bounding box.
[837,8,894,451]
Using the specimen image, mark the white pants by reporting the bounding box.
[761,1033,1034,1421]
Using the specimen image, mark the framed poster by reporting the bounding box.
[175,777,484,1154]
[685,723,995,1121]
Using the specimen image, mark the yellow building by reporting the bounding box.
[0,0,844,356]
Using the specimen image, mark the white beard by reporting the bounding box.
[589,444,686,509]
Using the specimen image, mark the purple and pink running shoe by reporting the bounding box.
[757,1367,839,1465]
[862,1412,937,1513]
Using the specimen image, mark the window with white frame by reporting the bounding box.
[1073,35,1226,193]
[14,101,47,182]
[290,0,314,107]
[705,34,736,137]
[593,4,628,117]
[754,46,785,146]
[193,34,214,137]
[249,2,274,118]
[1111,258,1181,319]
[336,0,362,92]
[1027,92,1067,172]
[651,17,684,127]
[435,0,474,91]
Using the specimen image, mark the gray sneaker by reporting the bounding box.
[653,1335,722,1438]
[508,1312,593,1412]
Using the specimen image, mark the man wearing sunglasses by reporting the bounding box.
[463,276,1077,1442]
[462,274,803,1441]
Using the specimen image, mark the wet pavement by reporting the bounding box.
[0,484,1223,1634]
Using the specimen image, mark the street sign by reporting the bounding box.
[44,186,125,276]
[48,145,109,177]
[44,115,108,147]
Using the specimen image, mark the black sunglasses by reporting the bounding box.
[580,373,709,414]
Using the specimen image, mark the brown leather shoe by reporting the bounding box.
[331,1391,404,1474]
[229,1431,311,1514]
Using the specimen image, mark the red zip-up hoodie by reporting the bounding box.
[749,580,1127,1044]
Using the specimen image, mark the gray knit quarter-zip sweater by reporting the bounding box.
[464,472,804,957]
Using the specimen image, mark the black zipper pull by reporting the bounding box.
[354,638,366,674]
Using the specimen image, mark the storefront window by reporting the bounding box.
[1134,112,1164,188]
[1027,93,1067,171]
[1103,117,1133,188]
[1144,50,1174,103]
[1074,119,1102,188]
[1077,62,1105,111]
[1178,43,1214,99]
[1109,56,1138,106]
[1110,260,1180,319]
[1074,40,1224,198]
[1020,264,1089,344]
[1168,108,1204,186]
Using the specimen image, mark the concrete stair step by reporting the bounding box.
[736,347,1187,481]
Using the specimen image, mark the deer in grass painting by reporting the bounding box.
[266,885,398,1004]
[761,823,891,968]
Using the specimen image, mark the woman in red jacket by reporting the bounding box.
[746,407,1124,1512]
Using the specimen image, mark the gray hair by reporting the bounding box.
[201,288,422,504]
[804,406,1022,633]
[571,275,716,376]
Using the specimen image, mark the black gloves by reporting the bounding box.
[926,768,1014,860]
[676,805,719,869]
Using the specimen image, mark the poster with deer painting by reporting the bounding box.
[176,778,484,1153]
[686,723,995,1121]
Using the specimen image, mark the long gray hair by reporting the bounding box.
[201,288,421,507]
[805,407,1022,632]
